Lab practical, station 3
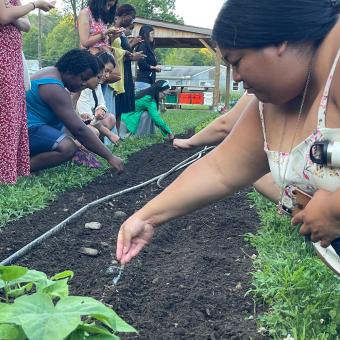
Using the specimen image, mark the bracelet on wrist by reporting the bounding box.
[31,2,36,10]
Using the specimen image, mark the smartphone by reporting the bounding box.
[290,187,312,217]
[280,185,312,216]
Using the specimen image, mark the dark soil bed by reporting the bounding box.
[0,134,266,340]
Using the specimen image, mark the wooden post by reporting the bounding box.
[213,50,221,107]
[225,64,231,109]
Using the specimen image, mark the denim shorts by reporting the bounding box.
[28,124,66,156]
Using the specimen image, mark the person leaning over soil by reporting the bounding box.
[173,93,280,203]
[26,48,124,173]
[76,51,120,145]
[116,0,340,265]
[120,80,174,140]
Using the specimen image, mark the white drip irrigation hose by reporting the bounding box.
[1,146,215,266]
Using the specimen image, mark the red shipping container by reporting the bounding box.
[178,93,191,104]
[191,93,204,105]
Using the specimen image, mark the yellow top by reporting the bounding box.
[110,38,125,94]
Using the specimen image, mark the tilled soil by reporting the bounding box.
[0,135,266,340]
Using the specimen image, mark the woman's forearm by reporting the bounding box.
[187,114,232,147]
[134,154,232,227]
[187,93,254,147]
[0,2,34,25]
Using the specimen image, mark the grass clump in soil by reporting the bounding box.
[247,191,340,340]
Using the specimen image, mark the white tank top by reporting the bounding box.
[259,49,340,202]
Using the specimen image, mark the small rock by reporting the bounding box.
[114,211,127,219]
[79,247,99,256]
[100,241,109,247]
[152,277,159,284]
[63,208,68,212]
[85,222,102,230]
[235,282,242,290]
[108,202,115,207]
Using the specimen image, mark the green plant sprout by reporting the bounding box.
[0,265,137,340]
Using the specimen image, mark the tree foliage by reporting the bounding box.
[22,10,62,61]
[123,0,182,23]
[44,15,78,66]
[162,48,214,66]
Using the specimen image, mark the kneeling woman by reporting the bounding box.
[120,80,174,140]
[26,49,124,173]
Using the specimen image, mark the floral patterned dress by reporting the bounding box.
[260,49,340,206]
[0,0,30,183]
[79,7,110,52]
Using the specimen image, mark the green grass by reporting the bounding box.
[0,109,218,229]
[247,191,340,339]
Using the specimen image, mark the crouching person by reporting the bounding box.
[120,80,174,140]
[76,52,120,146]
[26,48,124,173]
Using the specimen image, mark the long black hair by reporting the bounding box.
[88,0,117,25]
[138,24,155,51]
[136,80,170,109]
[212,0,340,49]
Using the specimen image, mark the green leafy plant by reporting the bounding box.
[247,191,340,339]
[0,265,136,340]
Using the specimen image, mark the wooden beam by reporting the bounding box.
[213,50,221,107]
[198,38,215,55]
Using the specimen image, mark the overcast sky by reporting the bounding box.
[175,0,225,29]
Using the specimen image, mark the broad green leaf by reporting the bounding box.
[95,312,137,333]
[6,293,80,340]
[50,270,74,281]
[87,336,119,340]
[0,303,13,323]
[0,266,27,282]
[41,279,69,298]
[0,323,26,340]
[0,269,48,289]
[66,329,86,340]
[77,323,116,336]
[56,296,137,333]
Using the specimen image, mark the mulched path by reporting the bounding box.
[0,134,266,340]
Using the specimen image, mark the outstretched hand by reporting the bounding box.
[108,155,124,173]
[116,217,155,264]
[35,0,56,12]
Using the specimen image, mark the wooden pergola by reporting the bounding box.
[132,17,231,108]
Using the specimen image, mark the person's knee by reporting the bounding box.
[56,137,77,160]
[103,114,116,129]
